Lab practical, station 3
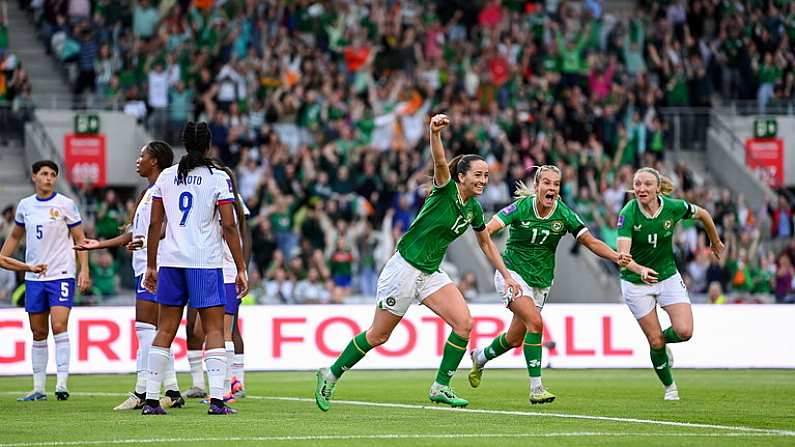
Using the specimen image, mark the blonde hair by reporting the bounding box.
[515,165,562,199]
[630,167,675,196]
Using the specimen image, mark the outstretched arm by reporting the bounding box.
[429,113,451,186]
[74,232,133,251]
[578,231,625,265]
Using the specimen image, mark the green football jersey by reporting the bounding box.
[617,195,696,284]
[496,196,587,288]
[397,180,486,274]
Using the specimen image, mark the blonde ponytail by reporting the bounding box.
[514,180,534,199]
[659,175,674,196]
[629,167,675,196]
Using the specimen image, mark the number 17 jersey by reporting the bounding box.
[151,164,235,269]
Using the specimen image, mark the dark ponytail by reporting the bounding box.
[177,121,215,184]
[447,154,486,183]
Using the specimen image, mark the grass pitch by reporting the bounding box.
[1,369,793,447]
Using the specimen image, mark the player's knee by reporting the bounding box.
[527,315,543,333]
[366,330,390,347]
[676,327,693,341]
[505,333,523,348]
[31,328,48,340]
[452,316,472,337]
[647,333,665,349]
[51,322,68,334]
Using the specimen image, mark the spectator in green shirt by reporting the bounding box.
[89,250,119,299]
[756,52,782,112]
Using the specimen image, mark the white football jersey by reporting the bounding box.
[151,164,234,268]
[131,186,158,277]
[222,194,250,283]
[14,193,82,281]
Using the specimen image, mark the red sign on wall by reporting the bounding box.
[745,138,784,188]
[64,134,106,187]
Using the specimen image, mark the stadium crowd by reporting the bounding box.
[1,0,794,305]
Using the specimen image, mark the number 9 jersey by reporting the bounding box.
[150,165,235,269]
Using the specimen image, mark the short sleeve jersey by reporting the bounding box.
[396,180,485,274]
[617,195,696,284]
[496,196,587,288]
[131,185,156,277]
[150,164,235,269]
[15,193,82,281]
[222,194,250,283]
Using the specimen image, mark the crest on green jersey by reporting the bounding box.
[466,212,473,221]
[551,221,564,232]
[663,219,673,230]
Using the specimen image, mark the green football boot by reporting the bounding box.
[429,385,469,408]
[314,368,337,412]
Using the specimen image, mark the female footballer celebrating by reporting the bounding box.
[314,114,522,411]
[617,167,723,400]
[468,165,638,404]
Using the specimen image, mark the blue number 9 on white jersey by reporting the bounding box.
[150,165,235,269]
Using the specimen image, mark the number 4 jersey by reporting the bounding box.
[14,192,82,281]
[496,196,587,289]
[151,164,234,269]
[617,195,696,284]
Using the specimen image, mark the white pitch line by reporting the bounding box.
[0,432,791,447]
[251,395,795,436]
[3,391,794,437]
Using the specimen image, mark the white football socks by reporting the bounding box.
[145,346,170,402]
[31,339,48,393]
[134,322,156,394]
[187,349,205,391]
[204,348,226,401]
[54,332,70,391]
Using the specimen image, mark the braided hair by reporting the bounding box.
[177,121,216,184]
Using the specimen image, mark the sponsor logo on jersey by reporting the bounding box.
[663,219,673,230]
[49,208,60,220]
[518,221,532,228]
[616,215,624,228]
[502,203,517,215]
[633,224,642,231]
[551,221,563,232]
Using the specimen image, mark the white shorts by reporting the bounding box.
[493,269,549,309]
[621,272,691,319]
[376,252,453,316]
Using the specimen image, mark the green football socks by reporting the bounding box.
[435,332,469,386]
[650,346,674,386]
[662,327,684,343]
[484,333,511,360]
[330,331,373,378]
[523,332,543,377]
